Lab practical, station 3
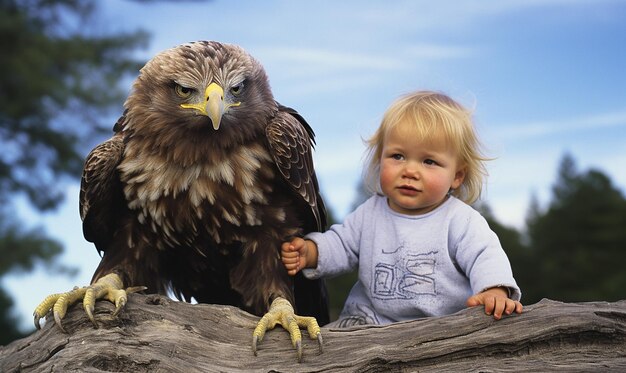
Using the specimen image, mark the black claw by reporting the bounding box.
[317,333,323,354]
[85,304,98,328]
[252,335,258,356]
[90,317,100,329]
[112,297,126,317]
[296,340,302,363]
[54,312,67,334]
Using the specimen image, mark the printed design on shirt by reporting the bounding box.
[372,247,437,300]
[335,304,379,327]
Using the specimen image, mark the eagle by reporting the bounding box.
[33,41,329,361]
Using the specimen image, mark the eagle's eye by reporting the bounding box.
[175,84,194,99]
[230,81,245,96]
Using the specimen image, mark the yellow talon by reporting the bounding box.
[33,293,63,330]
[252,296,322,362]
[32,273,145,332]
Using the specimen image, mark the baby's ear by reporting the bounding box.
[452,166,466,189]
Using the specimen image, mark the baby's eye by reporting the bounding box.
[424,159,438,166]
[391,153,404,161]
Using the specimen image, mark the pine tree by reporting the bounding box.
[0,0,147,345]
[527,153,626,302]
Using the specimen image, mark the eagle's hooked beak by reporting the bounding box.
[180,82,240,130]
[204,82,225,130]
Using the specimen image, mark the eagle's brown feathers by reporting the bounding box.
[79,41,328,322]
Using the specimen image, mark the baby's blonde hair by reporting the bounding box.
[364,90,488,205]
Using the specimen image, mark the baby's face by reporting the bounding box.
[379,126,465,215]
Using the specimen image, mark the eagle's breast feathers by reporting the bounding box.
[118,137,295,251]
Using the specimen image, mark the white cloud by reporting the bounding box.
[348,0,621,35]
[404,44,475,59]
[256,42,475,98]
[254,47,409,75]
[495,110,626,140]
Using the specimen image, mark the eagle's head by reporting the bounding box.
[123,41,278,145]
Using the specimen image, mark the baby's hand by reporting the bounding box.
[466,287,523,320]
[280,237,308,276]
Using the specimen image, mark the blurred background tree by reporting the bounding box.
[0,0,147,345]
[524,153,626,303]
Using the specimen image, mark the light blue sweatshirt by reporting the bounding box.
[303,194,521,326]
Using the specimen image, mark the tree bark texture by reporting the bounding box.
[1,295,625,372]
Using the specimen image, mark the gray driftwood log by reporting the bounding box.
[1,295,625,372]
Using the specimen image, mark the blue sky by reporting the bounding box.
[5,0,626,332]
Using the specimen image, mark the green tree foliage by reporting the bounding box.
[0,0,147,209]
[526,153,626,302]
[0,214,72,344]
[0,0,147,345]
[476,155,626,305]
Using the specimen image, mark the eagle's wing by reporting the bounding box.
[80,117,127,254]
[266,104,330,328]
[266,104,327,232]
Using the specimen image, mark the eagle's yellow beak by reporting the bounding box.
[180,82,240,130]
[204,83,225,130]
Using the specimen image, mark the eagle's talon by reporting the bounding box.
[53,311,67,333]
[33,313,41,330]
[252,335,259,356]
[84,299,98,329]
[252,296,322,362]
[34,292,63,330]
[112,297,126,317]
[32,273,137,331]
[317,333,323,354]
[84,287,97,327]
[295,339,302,362]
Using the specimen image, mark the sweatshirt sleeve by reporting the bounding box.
[451,208,522,301]
[301,198,369,279]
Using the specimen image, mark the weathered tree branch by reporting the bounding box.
[2,295,625,372]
